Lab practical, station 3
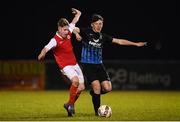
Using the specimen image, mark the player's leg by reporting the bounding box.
[89,80,112,116]
[68,76,79,105]
[99,63,112,94]
[89,64,111,115]
[63,76,78,116]
[64,76,79,116]
[80,63,100,116]
[74,64,85,102]
[101,80,112,94]
[91,80,101,116]
[62,65,80,116]
[75,83,85,101]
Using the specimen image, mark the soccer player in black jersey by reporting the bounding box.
[74,14,147,116]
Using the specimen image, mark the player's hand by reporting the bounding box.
[75,33,82,41]
[38,53,45,61]
[38,50,46,61]
[71,8,81,15]
[136,42,148,47]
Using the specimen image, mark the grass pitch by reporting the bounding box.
[0,90,180,121]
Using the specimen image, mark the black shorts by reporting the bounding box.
[80,63,111,85]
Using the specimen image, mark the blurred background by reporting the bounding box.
[0,0,180,90]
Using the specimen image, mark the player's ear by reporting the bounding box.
[91,23,93,27]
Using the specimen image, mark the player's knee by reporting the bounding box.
[104,86,112,92]
[71,77,79,87]
[82,85,85,90]
[93,86,101,94]
[91,80,101,94]
[80,87,85,92]
[79,84,85,91]
[103,84,112,93]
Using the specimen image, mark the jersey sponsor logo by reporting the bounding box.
[89,41,101,48]
[93,39,99,42]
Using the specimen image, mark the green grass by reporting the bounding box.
[0,90,180,121]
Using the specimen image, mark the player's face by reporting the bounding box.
[91,20,103,33]
[58,26,69,38]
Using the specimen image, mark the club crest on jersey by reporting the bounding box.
[67,35,71,39]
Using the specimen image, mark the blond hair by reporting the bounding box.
[57,18,69,27]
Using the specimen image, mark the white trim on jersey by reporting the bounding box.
[61,64,84,83]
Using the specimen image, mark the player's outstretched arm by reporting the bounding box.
[112,38,147,47]
[38,47,49,61]
[38,39,57,61]
[71,8,81,25]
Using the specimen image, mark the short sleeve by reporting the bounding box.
[45,38,57,50]
[69,23,75,33]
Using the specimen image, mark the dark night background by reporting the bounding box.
[1,0,179,61]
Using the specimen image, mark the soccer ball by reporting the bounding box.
[98,105,112,117]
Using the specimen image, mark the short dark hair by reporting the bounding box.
[57,18,69,27]
[91,14,103,23]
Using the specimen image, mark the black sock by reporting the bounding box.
[91,93,100,115]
